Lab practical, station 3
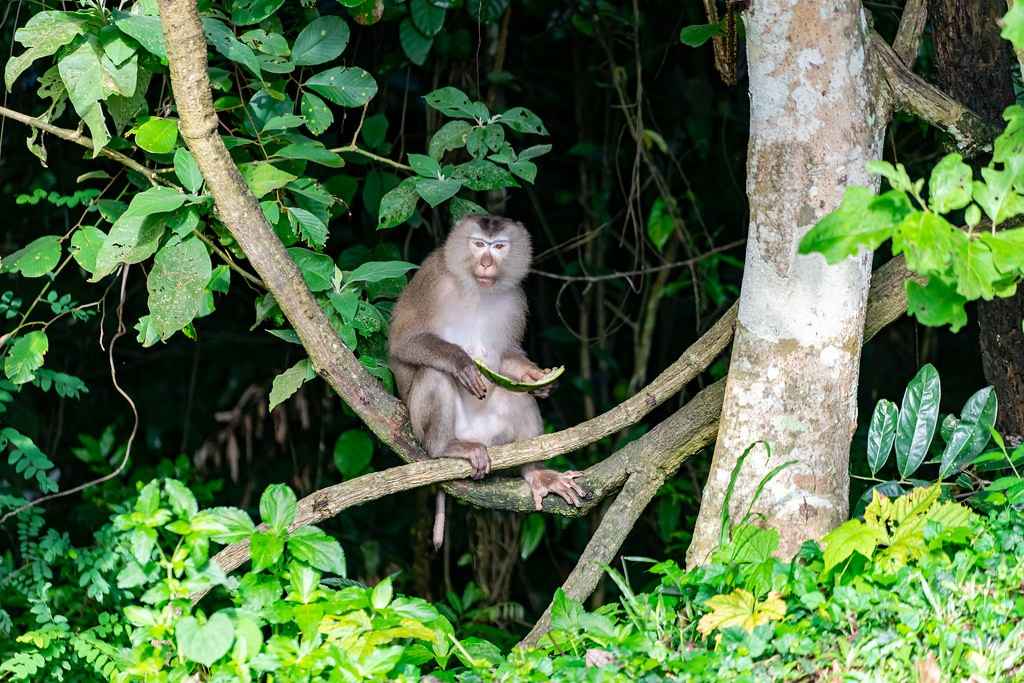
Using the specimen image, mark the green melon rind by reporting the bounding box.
[473,358,565,393]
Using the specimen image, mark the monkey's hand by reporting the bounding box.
[448,441,491,479]
[455,357,489,400]
[523,468,588,510]
[521,367,558,398]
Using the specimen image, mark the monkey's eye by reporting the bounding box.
[494,243,506,250]
[474,241,486,248]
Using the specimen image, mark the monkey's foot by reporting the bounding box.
[523,469,588,510]
[522,367,558,398]
[448,441,490,479]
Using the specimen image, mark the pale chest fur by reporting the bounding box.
[431,279,521,370]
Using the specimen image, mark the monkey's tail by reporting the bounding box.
[432,489,446,551]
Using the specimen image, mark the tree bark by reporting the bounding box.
[928,0,1024,438]
[687,0,887,564]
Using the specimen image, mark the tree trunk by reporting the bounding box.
[929,0,1024,439]
[687,0,885,564]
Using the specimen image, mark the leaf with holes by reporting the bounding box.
[498,106,548,135]
[378,178,419,229]
[424,86,477,119]
[146,238,212,343]
[906,278,968,332]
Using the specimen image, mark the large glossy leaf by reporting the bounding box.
[58,36,111,155]
[866,399,898,476]
[176,614,234,667]
[895,364,941,478]
[939,386,997,478]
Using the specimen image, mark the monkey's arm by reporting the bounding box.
[391,333,489,399]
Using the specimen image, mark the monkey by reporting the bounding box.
[388,214,589,549]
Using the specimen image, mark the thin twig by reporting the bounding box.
[0,266,140,523]
[0,105,167,185]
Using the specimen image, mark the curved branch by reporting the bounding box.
[872,32,997,157]
[0,105,168,185]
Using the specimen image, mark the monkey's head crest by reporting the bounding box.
[444,214,532,292]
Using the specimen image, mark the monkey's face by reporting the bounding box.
[467,235,511,288]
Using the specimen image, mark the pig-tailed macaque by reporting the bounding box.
[388,214,588,548]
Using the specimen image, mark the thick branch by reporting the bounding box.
[872,33,997,156]
[0,105,166,185]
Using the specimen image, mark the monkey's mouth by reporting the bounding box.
[475,276,496,287]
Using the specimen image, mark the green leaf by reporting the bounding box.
[239,162,298,198]
[191,507,256,543]
[165,479,198,518]
[347,260,417,285]
[451,159,519,191]
[174,148,204,193]
[892,211,964,276]
[4,332,48,385]
[449,197,487,223]
[866,160,917,194]
[979,228,1024,274]
[895,364,941,478]
[973,166,1024,227]
[821,519,885,573]
[269,358,316,411]
[176,613,234,667]
[93,214,166,279]
[906,278,968,332]
[124,187,190,219]
[928,153,972,213]
[518,144,552,161]
[2,236,62,278]
[293,16,350,66]
[377,178,419,229]
[424,86,477,119]
[409,153,442,178]
[135,117,178,154]
[301,92,334,136]
[58,36,110,156]
[69,227,106,275]
[646,197,674,252]
[251,529,284,571]
[260,483,298,532]
[519,514,545,560]
[288,526,346,575]
[113,12,167,59]
[5,11,90,91]
[371,576,393,609]
[333,429,374,479]
[400,18,433,65]
[288,248,335,291]
[499,107,548,135]
[798,187,913,264]
[275,141,344,167]
[411,0,446,35]
[147,238,212,342]
[349,0,385,26]
[940,387,997,478]
[287,207,329,249]
[509,159,538,183]
[953,239,1003,300]
[429,120,472,160]
[679,23,723,47]
[306,67,378,107]
[414,177,462,207]
[231,0,285,26]
[866,399,898,476]
[203,18,261,76]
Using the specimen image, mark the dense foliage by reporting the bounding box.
[2,0,1023,681]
